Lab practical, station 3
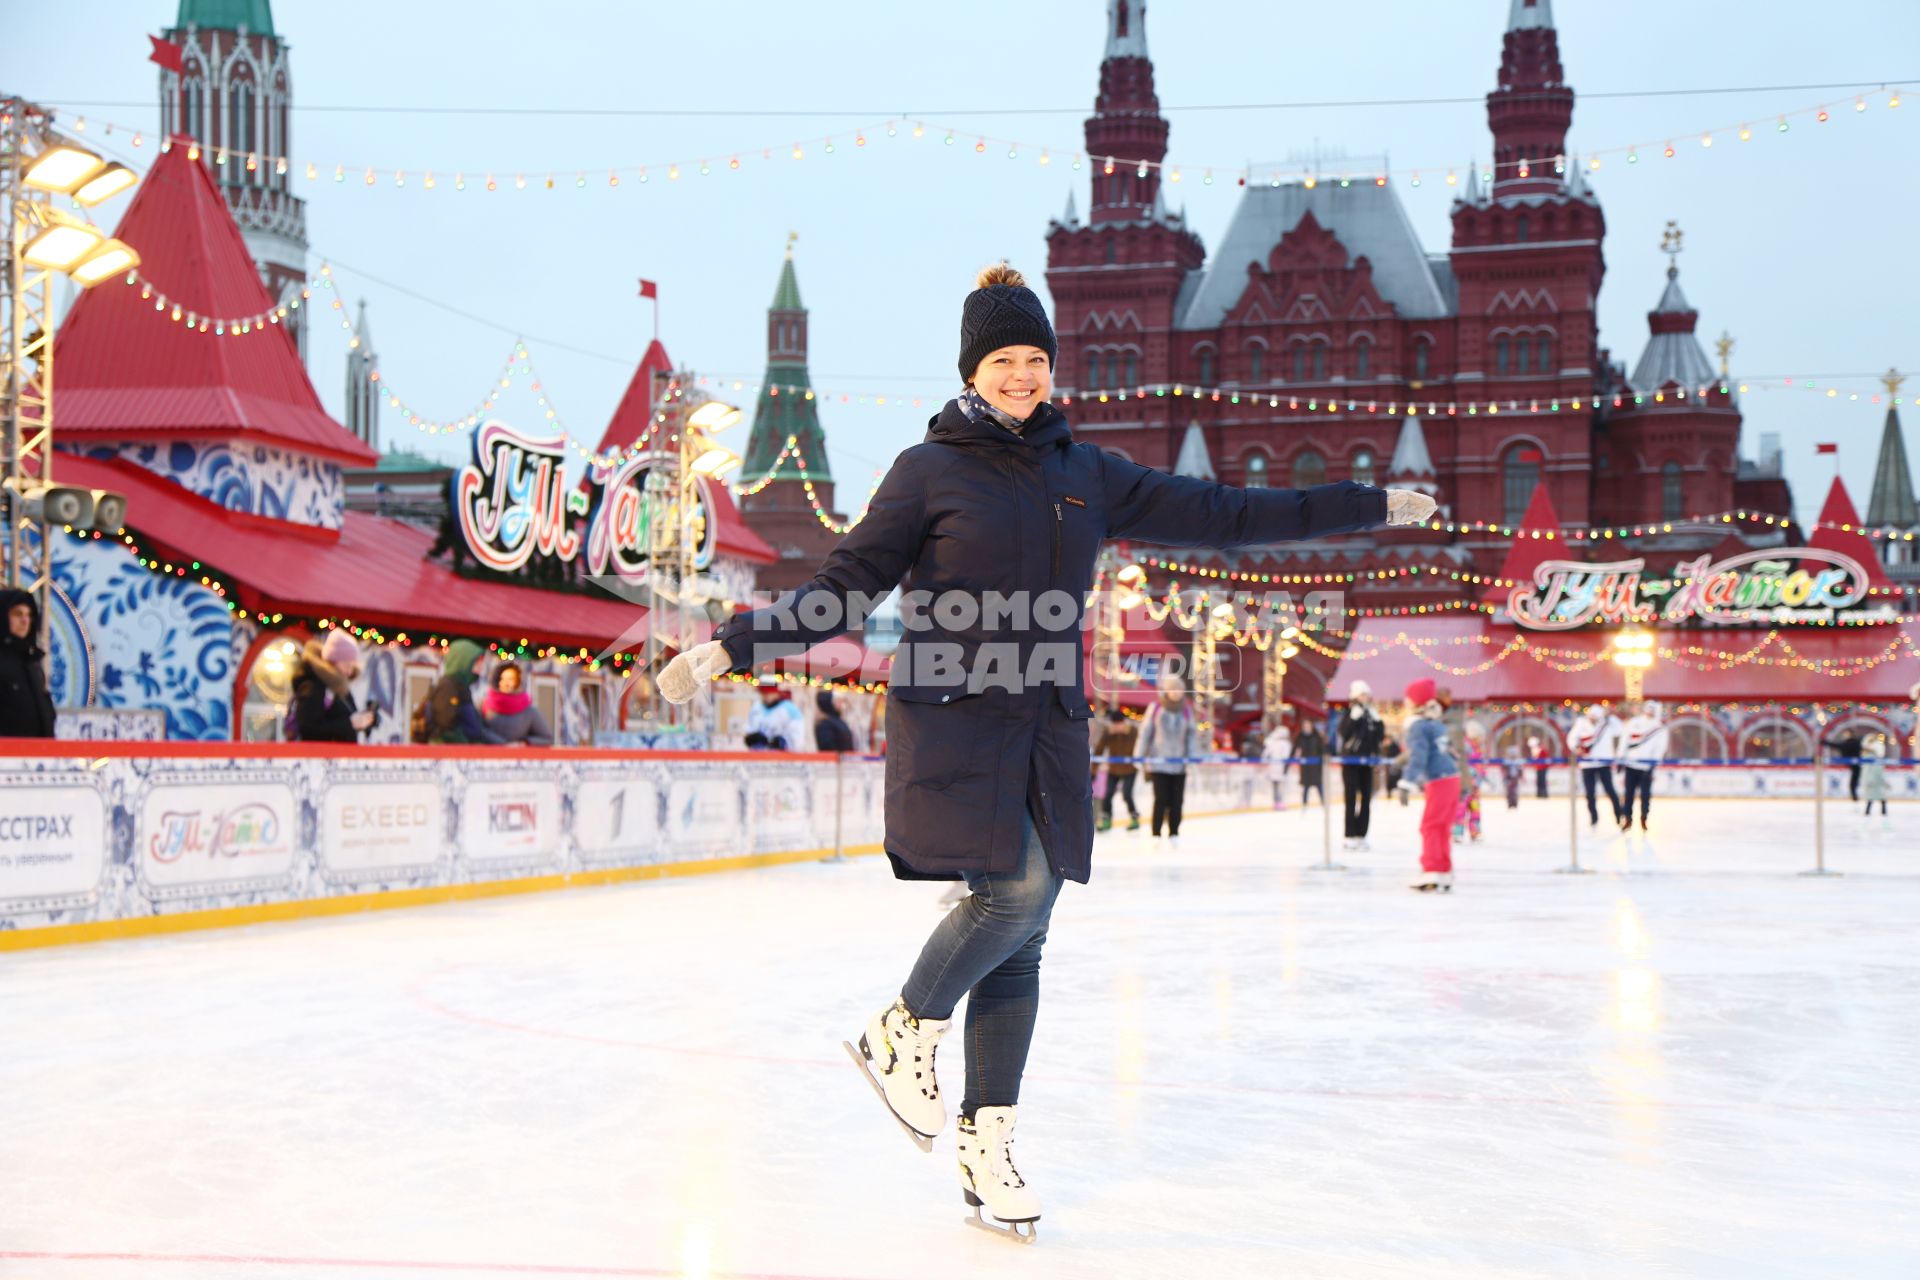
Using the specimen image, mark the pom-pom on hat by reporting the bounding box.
[1348,679,1372,699]
[1404,677,1437,706]
[958,262,1057,381]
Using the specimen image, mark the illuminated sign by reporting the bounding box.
[1506,547,1885,630]
[453,422,716,581]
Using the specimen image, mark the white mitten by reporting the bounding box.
[1386,488,1439,527]
[658,639,733,704]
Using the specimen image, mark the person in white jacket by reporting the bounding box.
[1619,700,1670,831]
[743,681,806,751]
[1260,721,1293,810]
[1566,704,1627,829]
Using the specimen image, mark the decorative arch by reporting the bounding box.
[1660,715,1728,762]
[1191,342,1218,386]
[1289,447,1327,489]
[1737,716,1813,762]
[1497,436,1547,526]
[1240,448,1271,489]
[1241,337,1269,384]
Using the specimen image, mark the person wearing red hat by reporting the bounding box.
[1395,677,1459,891]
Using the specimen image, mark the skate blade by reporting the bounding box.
[966,1204,1039,1245]
[841,1039,934,1153]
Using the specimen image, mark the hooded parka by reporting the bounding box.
[0,588,56,739]
[715,399,1386,883]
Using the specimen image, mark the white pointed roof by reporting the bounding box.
[1509,0,1553,29]
[1629,266,1718,392]
[1106,0,1148,58]
[1174,421,1215,480]
[1389,416,1435,478]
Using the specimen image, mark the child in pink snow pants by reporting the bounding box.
[1397,678,1460,892]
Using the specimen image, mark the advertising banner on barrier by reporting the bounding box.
[749,772,813,852]
[575,776,664,865]
[461,776,564,867]
[0,778,107,909]
[666,773,742,859]
[140,777,298,894]
[321,778,443,881]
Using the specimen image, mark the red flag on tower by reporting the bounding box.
[1815,443,1838,454]
[147,34,185,75]
[637,279,658,300]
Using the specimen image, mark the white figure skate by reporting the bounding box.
[843,997,949,1153]
[956,1105,1040,1244]
[1410,871,1455,893]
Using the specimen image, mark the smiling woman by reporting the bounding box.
[653,256,1424,1243]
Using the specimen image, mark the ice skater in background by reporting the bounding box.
[1501,743,1524,810]
[1260,717,1293,810]
[1397,678,1460,892]
[1528,732,1551,799]
[1337,681,1385,849]
[1619,700,1670,831]
[1568,704,1628,830]
[1452,721,1486,843]
[656,262,1431,1243]
[1861,733,1889,823]
[1820,728,1864,802]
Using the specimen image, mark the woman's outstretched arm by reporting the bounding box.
[1099,452,1390,547]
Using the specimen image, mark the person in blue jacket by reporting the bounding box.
[659,262,1437,1238]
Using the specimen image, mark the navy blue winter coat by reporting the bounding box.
[714,400,1387,883]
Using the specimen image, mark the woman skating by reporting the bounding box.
[658,264,1433,1241]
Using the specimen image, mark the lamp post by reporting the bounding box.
[3,96,139,642]
[1093,549,1144,710]
[1261,625,1301,734]
[640,369,739,727]
[1610,627,1654,703]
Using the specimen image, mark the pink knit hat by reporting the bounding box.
[1404,677,1436,706]
[321,630,360,667]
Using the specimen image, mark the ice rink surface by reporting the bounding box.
[5,792,1918,1280]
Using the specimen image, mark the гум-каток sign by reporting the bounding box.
[1505,548,1889,631]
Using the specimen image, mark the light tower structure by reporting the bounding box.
[1,97,137,634]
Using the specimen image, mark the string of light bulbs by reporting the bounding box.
[57,82,1905,206]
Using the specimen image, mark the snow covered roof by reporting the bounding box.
[1389,416,1436,478]
[1178,181,1452,330]
[1509,0,1554,30]
[1105,0,1147,58]
[1174,421,1215,480]
[1629,266,1718,392]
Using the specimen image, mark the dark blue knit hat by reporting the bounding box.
[958,263,1057,381]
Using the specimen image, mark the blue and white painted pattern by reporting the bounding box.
[50,535,235,741]
[72,440,345,530]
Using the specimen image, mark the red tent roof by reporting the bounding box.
[58,453,664,651]
[52,138,376,466]
[594,338,676,459]
[1329,616,1920,703]
[1483,482,1567,607]
[1805,476,1893,588]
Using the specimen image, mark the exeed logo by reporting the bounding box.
[488,801,539,834]
[342,803,430,831]
[0,815,75,840]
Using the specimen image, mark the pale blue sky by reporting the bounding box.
[7,0,1917,520]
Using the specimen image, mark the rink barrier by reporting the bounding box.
[0,742,890,952]
[0,744,1276,951]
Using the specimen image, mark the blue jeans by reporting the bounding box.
[900,816,1063,1117]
